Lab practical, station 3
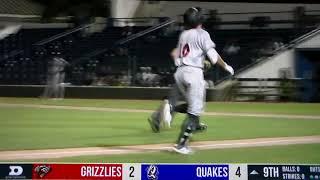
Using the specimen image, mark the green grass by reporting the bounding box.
[1,98,320,163]
[8,144,320,163]
[1,97,320,115]
[0,106,320,151]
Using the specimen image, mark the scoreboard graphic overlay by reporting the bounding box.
[0,163,319,179]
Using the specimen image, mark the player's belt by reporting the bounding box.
[178,63,203,70]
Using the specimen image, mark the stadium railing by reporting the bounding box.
[233,78,311,101]
[216,25,320,86]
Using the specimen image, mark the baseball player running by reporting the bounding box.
[148,7,234,154]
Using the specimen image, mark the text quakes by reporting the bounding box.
[196,166,228,178]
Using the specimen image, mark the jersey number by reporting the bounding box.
[181,44,190,57]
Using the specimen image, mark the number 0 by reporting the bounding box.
[181,44,190,57]
[236,166,241,177]
[129,166,135,177]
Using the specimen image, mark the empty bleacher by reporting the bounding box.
[0,17,318,86]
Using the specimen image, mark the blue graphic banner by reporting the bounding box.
[141,164,229,180]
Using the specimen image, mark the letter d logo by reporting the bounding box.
[9,166,23,176]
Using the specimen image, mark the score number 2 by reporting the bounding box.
[129,166,135,177]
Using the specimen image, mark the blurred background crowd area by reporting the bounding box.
[0,0,319,88]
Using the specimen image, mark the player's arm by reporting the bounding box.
[171,33,184,67]
[171,48,178,59]
[207,48,234,75]
[201,32,234,75]
[170,48,182,67]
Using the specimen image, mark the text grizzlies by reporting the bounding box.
[81,166,121,177]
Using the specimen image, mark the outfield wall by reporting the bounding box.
[0,85,219,101]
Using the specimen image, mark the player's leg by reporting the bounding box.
[173,113,198,154]
[174,68,206,154]
[147,83,183,132]
[169,72,206,117]
[194,86,207,133]
[147,97,166,133]
[148,73,187,132]
[161,84,186,128]
[160,98,172,128]
[168,83,188,114]
[58,72,65,99]
[52,73,59,99]
[47,74,55,98]
[42,74,51,98]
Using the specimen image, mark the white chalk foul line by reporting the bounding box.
[0,103,319,120]
[0,136,319,160]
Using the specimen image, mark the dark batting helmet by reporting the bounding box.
[183,7,205,28]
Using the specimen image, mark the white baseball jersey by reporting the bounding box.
[175,28,216,68]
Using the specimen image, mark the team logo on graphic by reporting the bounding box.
[147,165,159,180]
[4,165,28,179]
[9,166,23,176]
[34,165,51,178]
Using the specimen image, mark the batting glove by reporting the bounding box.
[225,65,234,75]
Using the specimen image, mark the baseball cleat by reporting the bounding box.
[160,99,172,128]
[148,112,160,133]
[172,145,194,155]
[195,122,207,133]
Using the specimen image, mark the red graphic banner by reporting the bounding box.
[32,164,122,179]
